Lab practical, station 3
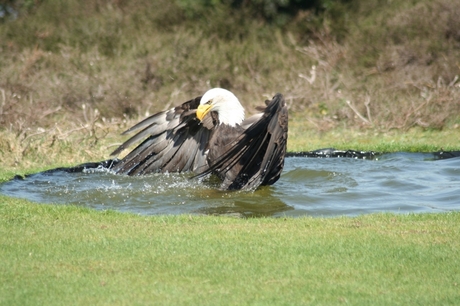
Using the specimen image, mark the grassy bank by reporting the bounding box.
[1,124,459,178]
[1,198,459,305]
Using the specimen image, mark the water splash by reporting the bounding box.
[1,153,459,217]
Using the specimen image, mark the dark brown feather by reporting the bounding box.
[110,92,288,191]
[195,93,288,190]
[110,96,210,175]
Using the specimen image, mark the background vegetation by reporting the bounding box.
[1,0,459,170]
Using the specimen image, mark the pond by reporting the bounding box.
[1,150,459,218]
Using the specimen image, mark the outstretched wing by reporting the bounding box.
[198,93,288,190]
[110,96,212,175]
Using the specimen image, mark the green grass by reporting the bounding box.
[1,197,460,305]
[1,125,459,304]
[287,125,460,153]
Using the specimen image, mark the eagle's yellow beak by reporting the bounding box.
[196,104,212,121]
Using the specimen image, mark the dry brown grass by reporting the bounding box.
[0,0,459,154]
[0,113,128,173]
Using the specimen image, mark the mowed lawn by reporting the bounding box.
[1,196,459,305]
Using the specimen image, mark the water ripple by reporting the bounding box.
[1,153,459,217]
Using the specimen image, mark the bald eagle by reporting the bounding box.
[110,88,288,190]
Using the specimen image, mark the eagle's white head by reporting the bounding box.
[196,88,245,127]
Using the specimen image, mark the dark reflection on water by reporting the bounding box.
[1,152,459,217]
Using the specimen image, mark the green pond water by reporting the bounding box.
[1,153,459,217]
